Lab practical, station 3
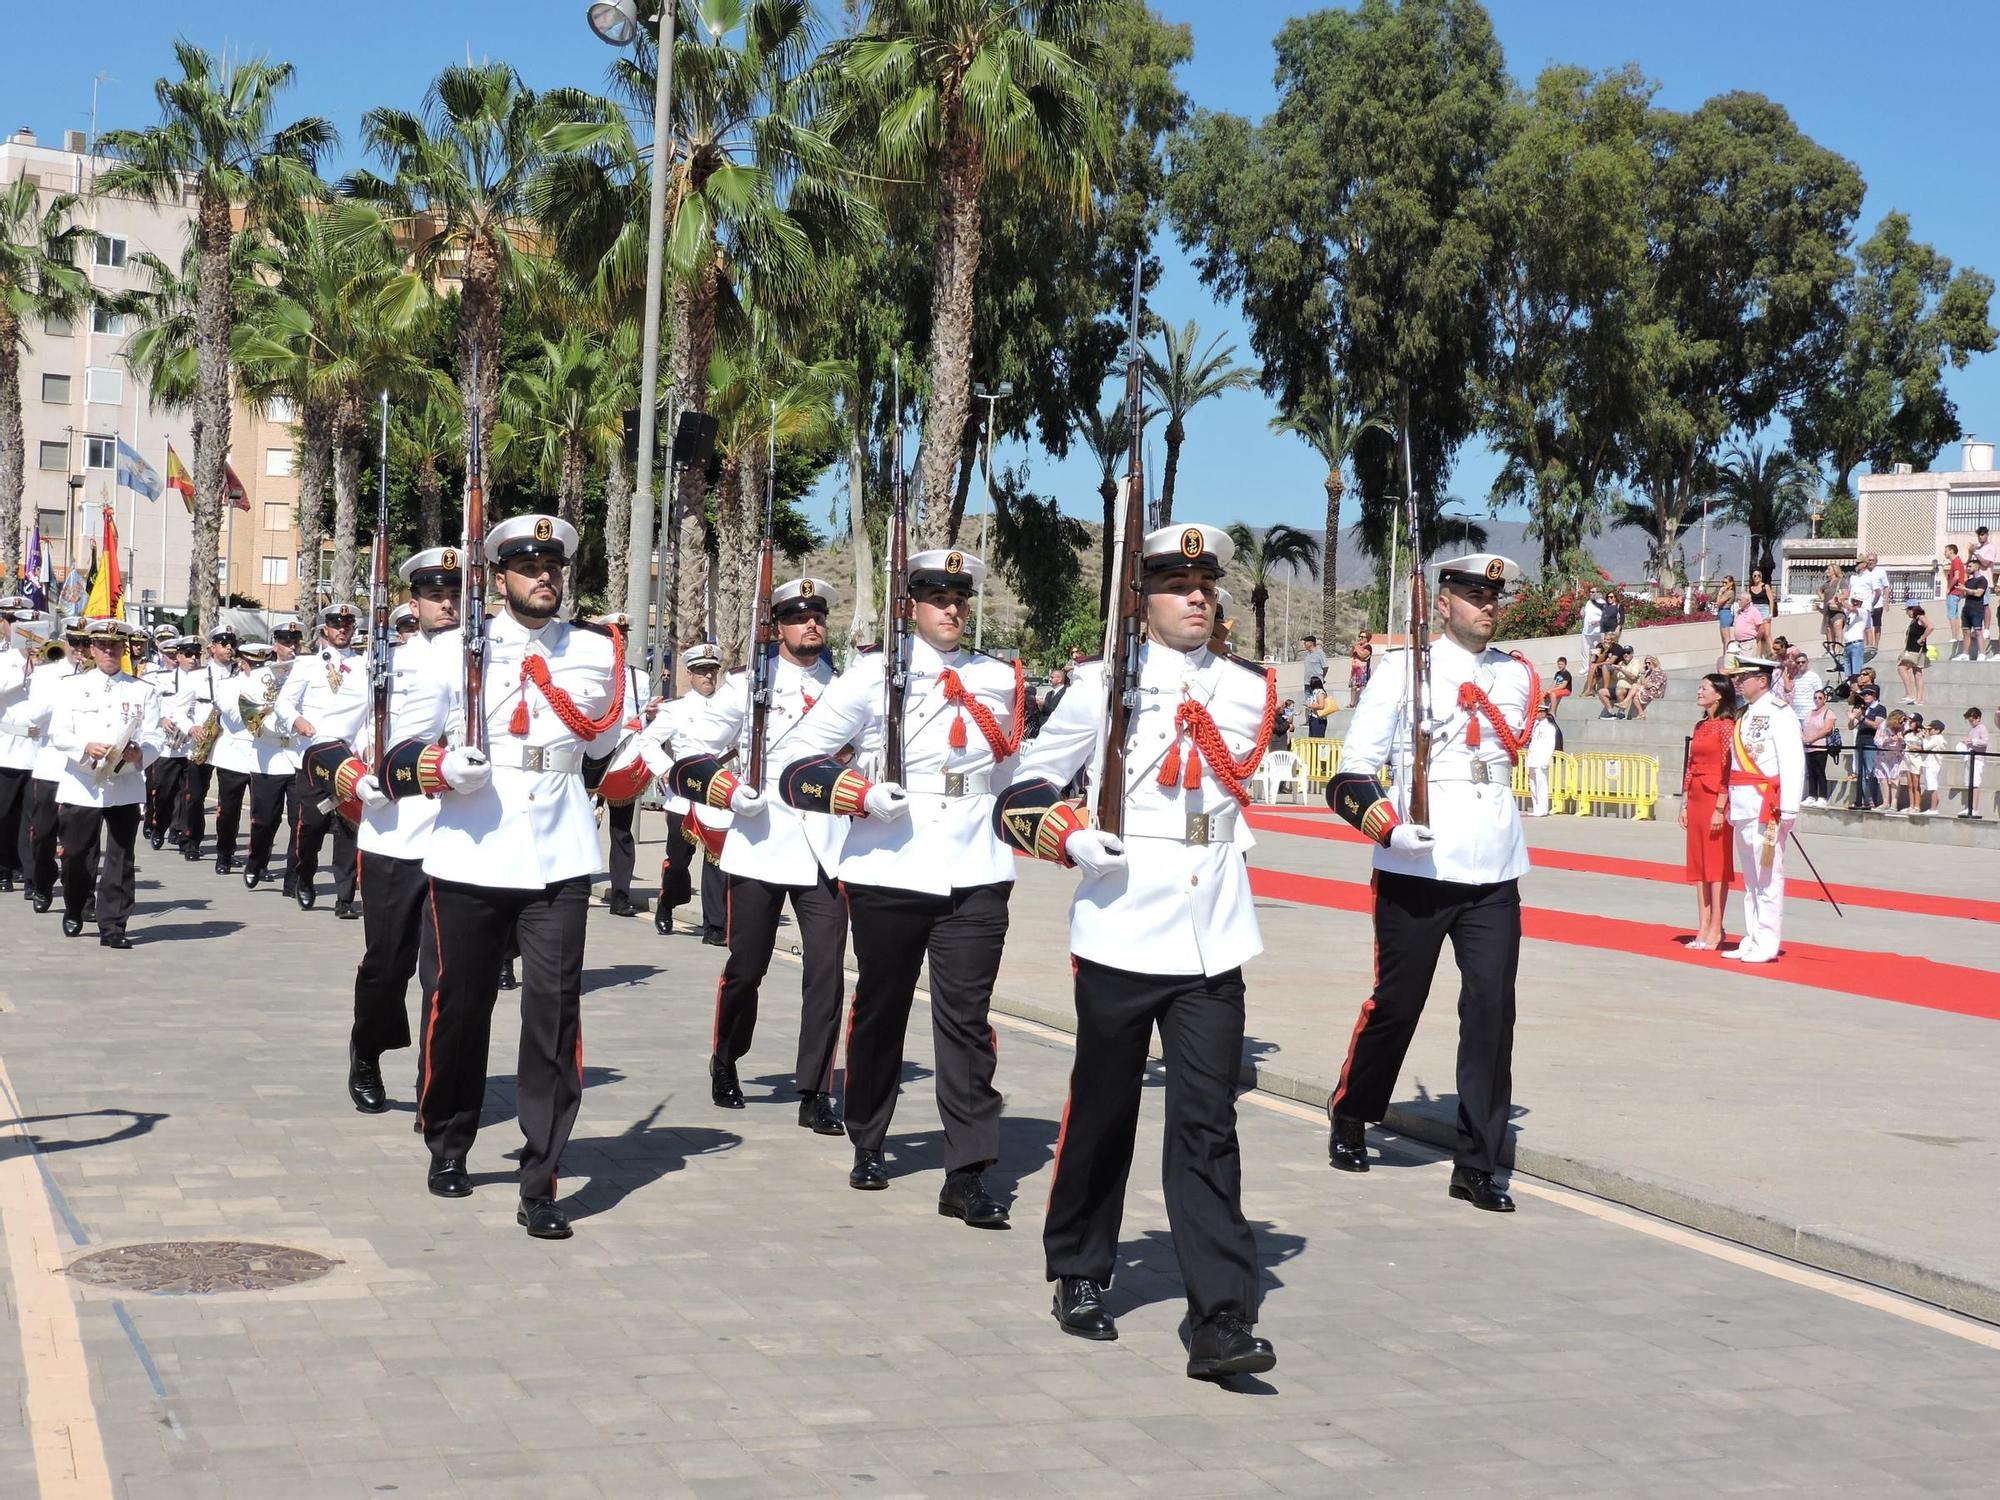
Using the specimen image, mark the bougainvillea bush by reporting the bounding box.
[1498,569,1716,639]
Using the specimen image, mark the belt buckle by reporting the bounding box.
[523,745,547,773]
[1186,812,1211,846]
[1470,762,1491,785]
[944,772,966,797]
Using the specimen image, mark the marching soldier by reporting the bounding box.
[173,625,235,860]
[277,603,369,915]
[645,642,730,941]
[340,548,461,1113]
[771,548,1022,1224]
[50,618,160,947]
[233,631,304,888]
[1325,553,1536,1213]
[995,523,1278,1380]
[593,613,650,918]
[1720,655,1805,964]
[138,625,179,842]
[0,601,35,892]
[390,602,418,644]
[416,514,633,1240]
[148,636,200,851]
[661,577,848,1132]
[23,625,92,911]
[207,639,269,875]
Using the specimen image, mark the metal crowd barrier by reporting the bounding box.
[1570,751,1660,819]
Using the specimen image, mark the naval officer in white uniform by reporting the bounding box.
[1720,655,1805,963]
[277,603,370,914]
[49,618,161,947]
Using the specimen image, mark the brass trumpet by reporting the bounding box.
[239,659,294,739]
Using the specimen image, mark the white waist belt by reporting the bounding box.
[1118,804,1240,845]
[488,743,585,775]
[1428,760,1513,785]
[903,769,992,797]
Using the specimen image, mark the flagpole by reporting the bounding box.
[159,435,168,610]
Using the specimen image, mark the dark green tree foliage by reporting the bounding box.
[987,461,1091,651]
[1787,211,1996,496]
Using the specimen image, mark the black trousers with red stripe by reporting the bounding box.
[658,812,695,911]
[714,870,846,1095]
[174,763,213,851]
[352,850,431,1063]
[245,771,290,875]
[26,776,60,898]
[1331,871,1521,1173]
[841,881,1007,1174]
[417,874,590,1201]
[290,775,357,902]
[606,798,635,898]
[145,757,187,844]
[0,765,28,878]
[213,769,251,862]
[1045,958,1258,1326]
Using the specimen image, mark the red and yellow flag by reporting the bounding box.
[166,443,195,508]
[83,507,121,620]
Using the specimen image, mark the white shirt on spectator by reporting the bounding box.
[1786,668,1823,717]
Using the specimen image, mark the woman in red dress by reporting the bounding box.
[1680,672,1738,949]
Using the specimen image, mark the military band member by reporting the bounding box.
[417,514,631,1240]
[593,614,650,918]
[148,636,200,851]
[174,626,235,860]
[995,523,1278,1379]
[774,548,1023,1225]
[50,619,161,947]
[23,626,92,910]
[341,548,462,1113]
[0,601,36,891]
[230,633,304,887]
[1720,655,1804,964]
[1326,553,1536,1213]
[138,625,180,844]
[278,603,369,915]
[208,639,270,875]
[645,642,730,940]
[659,577,848,1131]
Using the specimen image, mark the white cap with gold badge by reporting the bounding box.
[682,641,723,670]
[399,546,466,588]
[1142,523,1234,575]
[485,514,579,565]
[907,549,986,592]
[773,576,837,616]
[1433,553,1522,591]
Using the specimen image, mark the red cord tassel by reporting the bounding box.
[1157,738,1182,787]
[949,712,967,750]
[509,696,531,737]
[1458,681,1481,747]
[1182,742,1203,789]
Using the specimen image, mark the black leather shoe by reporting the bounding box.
[518,1197,573,1239]
[427,1157,472,1198]
[182,845,202,862]
[1448,1165,1516,1213]
[938,1169,1009,1228]
[82,898,96,923]
[31,891,52,913]
[99,934,132,950]
[347,1044,388,1113]
[702,931,726,947]
[281,881,296,900]
[1186,1314,1276,1381]
[0,872,12,892]
[243,866,262,890]
[1052,1278,1118,1341]
[60,914,84,937]
[1328,1114,1369,1173]
[848,1148,888,1191]
[214,856,233,875]
[798,1092,844,1136]
[147,832,164,851]
[710,1056,745,1109]
[608,891,634,918]
[497,961,517,990]
[334,898,359,920]
[296,881,317,911]
[653,904,674,935]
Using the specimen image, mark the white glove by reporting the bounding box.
[729,784,767,817]
[352,772,392,811]
[1388,823,1436,852]
[862,782,909,821]
[635,738,671,777]
[1063,828,1127,875]
[439,747,491,794]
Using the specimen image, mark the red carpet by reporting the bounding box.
[1248,867,2000,1024]
[1244,809,2000,925]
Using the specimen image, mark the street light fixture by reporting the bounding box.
[971,381,1013,650]
[589,0,678,631]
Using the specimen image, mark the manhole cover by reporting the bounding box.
[66,1241,338,1294]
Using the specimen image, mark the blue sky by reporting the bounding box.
[12,0,1998,540]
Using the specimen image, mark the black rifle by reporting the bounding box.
[369,389,392,767]
[462,352,489,752]
[746,401,778,787]
[882,355,911,783]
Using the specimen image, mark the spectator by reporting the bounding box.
[1781,646,1822,717]
[1819,563,1847,649]
[1597,591,1625,647]
[1944,545,1967,659]
[1305,677,1330,738]
[1960,707,1987,818]
[1597,646,1642,718]
[1029,666,1068,737]
[1850,551,1890,651]
[1746,569,1776,642]
[1727,586,1764,667]
[1274,698,1297,753]
[1580,591,1605,663]
[1918,718,1947,816]
[1632,655,1667,720]
[1548,655,1573,717]
[1841,597,1869,681]
[1876,710,1908,814]
[1976,525,1998,570]
[1800,688,1838,807]
[1346,630,1372,709]
[1679,672,1738,951]
[1300,634,1327,689]
[1896,604,1933,705]
[1849,684,1885,808]
[1524,704,1557,817]
[1714,575,1738,661]
[1584,638,1613,698]
[1963,556,1990,662]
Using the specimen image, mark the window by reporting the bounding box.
[36,509,66,542]
[90,306,129,336]
[260,556,290,586]
[84,366,123,405]
[85,436,115,470]
[37,441,67,471]
[92,234,126,268]
[44,313,73,337]
[266,397,296,424]
[40,373,70,403]
[264,446,293,477]
[261,501,289,532]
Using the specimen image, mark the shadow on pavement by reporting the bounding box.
[1108,1219,1308,1321]
[130,898,212,917]
[480,1066,628,1135]
[0,1107,168,1156]
[561,1103,740,1219]
[877,1112,1062,1200]
[585,964,664,991]
[133,920,245,944]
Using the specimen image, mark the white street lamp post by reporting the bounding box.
[971,381,1012,651]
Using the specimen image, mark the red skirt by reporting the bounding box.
[1685,805,1733,884]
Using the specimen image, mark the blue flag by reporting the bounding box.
[115,437,163,501]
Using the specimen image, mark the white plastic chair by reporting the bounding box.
[1249,749,1307,805]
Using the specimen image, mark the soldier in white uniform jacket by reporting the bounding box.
[277,603,370,914]
[995,522,1278,1380]
[147,636,201,852]
[209,640,278,876]
[640,643,731,940]
[1325,553,1538,1214]
[774,547,1025,1226]
[22,626,93,908]
[1719,655,1805,964]
[0,600,38,891]
[50,619,160,947]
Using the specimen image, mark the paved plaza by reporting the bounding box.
[2,811,1999,1498]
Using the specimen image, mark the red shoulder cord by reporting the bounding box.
[1457,652,1541,762]
[1157,669,1279,805]
[936,660,1027,760]
[509,624,627,739]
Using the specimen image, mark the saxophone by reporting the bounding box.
[189,705,223,764]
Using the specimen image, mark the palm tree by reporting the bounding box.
[1144,320,1255,529]
[827,0,1112,546]
[0,179,95,575]
[1223,522,1321,662]
[390,395,461,552]
[1074,397,1158,614]
[502,331,622,538]
[1268,386,1388,645]
[1715,443,1819,579]
[347,62,556,489]
[98,41,333,630]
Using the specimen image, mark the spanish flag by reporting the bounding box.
[83,506,122,620]
[167,442,250,512]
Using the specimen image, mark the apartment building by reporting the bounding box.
[2,125,308,619]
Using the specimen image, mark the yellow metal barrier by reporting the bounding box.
[1512,751,1577,815]
[1571,750,1659,819]
[1291,737,1339,789]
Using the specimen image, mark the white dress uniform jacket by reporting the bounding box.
[0,650,34,772]
[50,668,161,808]
[225,660,304,775]
[1341,636,1534,885]
[1725,693,1805,827]
[209,667,264,775]
[642,690,732,841]
[1013,644,1269,977]
[142,663,191,761]
[679,655,845,886]
[182,663,229,762]
[275,645,371,749]
[29,664,91,782]
[358,630,455,860]
[423,614,625,889]
[783,638,1019,895]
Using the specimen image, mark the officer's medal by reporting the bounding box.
[326,653,343,695]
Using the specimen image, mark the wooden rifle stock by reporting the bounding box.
[746,401,777,788]
[883,355,910,784]
[1093,258,1147,838]
[463,354,489,753]
[1400,393,1430,826]
[369,390,392,767]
